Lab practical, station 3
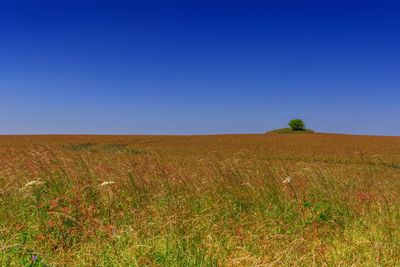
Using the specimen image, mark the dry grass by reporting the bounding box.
[0,133,400,266]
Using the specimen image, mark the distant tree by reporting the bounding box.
[288,119,306,131]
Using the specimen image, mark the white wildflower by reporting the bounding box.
[99,181,115,187]
[242,182,254,189]
[24,179,45,188]
[283,176,292,184]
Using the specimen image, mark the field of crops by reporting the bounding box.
[1,133,400,266]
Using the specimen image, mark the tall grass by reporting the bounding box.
[0,135,399,266]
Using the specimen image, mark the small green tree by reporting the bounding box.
[288,119,305,131]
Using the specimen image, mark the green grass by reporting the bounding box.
[266,128,315,134]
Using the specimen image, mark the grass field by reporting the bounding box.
[1,133,400,266]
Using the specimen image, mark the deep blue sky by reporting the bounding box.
[1,1,399,135]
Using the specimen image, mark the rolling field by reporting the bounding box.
[1,133,400,266]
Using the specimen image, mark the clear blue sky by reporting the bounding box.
[1,1,399,135]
